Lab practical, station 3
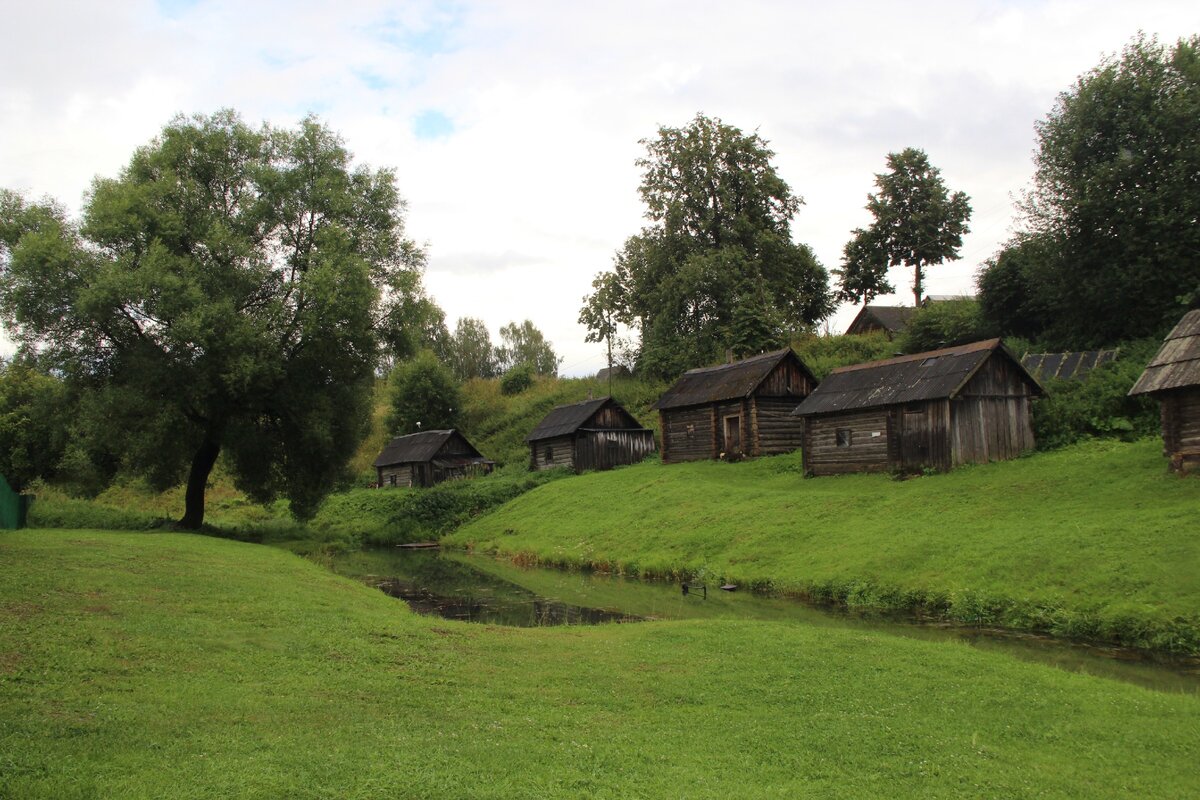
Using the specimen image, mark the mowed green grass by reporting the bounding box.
[446,439,1200,652]
[2,530,1199,799]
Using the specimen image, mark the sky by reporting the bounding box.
[1,1,1196,375]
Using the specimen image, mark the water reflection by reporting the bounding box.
[323,547,1200,695]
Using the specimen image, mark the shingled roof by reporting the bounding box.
[526,397,642,442]
[793,339,1040,417]
[1129,310,1200,396]
[372,430,488,468]
[651,349,816,411]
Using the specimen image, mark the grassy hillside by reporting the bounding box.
[446,439,1200,653]
[3,530,1198,798]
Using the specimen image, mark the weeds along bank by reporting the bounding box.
[445,439,1200,654]
[3,530,1198,798]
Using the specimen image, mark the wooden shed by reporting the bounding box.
[373,430,494,488]
[652,349,818,464]
[1129,309,1200,474]
[845,305,916,337]
[527,396,656,473]
[792,339,1042,476]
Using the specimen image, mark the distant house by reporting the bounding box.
[595,365,632,382]
[844,305,916,338]
[652,349,818,464]
[1022,350,1119,382]
[1129,309,1200,474]
[792,339,1042,476]
[373,430,494,488]
[527,396,656,473]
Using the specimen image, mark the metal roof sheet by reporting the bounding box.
[650,349,817,411]
[1022,349,1118,381]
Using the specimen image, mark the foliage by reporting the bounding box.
[377,274,451,370]
[0,359,69,492]
[446,316,497,380]
[898,298,996,353]
[495,319,561,376]
[385,350,461,435]
[836,147,971,306]
[983,34,1200,347]
[585,114,832,379]
[6,530,1199,798]
[1031,339,1162,449]
[449,438,1200,654]
[976,233,1058,340]
[790,331,900,379]
[0,111,423,526]
[499,363,534,396]
[577,271,628,375]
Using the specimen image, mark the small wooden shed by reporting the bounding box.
[373,430,494,488]
[845,305,916,337]
[652,349,818,464]
[1129,309,1200,474]
[792,339,1042,476]
[527,396,656,473]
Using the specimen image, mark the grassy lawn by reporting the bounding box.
[445,439,1200,653]
[2,529,1199,798]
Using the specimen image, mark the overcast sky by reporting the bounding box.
[1,1,1195,374]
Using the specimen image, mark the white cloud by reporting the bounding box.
[1,0,1196,370]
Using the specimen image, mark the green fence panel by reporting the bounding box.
[0,475,25,529]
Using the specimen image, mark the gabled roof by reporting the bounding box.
[526,397,639,442]
[651,349,816,411]
[845,305,916,335]
[793,339,1041,417]
[372,430,488,468]
[1129,310,1200,396]
[1022,350,1118,382]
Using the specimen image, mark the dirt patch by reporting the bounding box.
[2,602,44,620]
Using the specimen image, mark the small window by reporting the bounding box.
[388,474,397,486]
[544,446,554,463]
[836,429,852,448]
[685,423,695,437]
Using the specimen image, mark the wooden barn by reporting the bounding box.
[373,429,494,488]
[1129,309,1200,474]
[526,396,656,473]
[792,339,1042,476]
[652,349,818,464]
[844,305,916,337]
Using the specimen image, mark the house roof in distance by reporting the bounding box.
[1129,309,1200,396]
[526,396,647,442]
[844,305,916,336]
[793,338,1041,416]
[651,349,816,411]
[372,430,489,468]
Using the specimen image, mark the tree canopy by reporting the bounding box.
[978,34,1200,347]
[495,319,561,376]
[386,350,461,436]
[582,114,832,378]
[446,317,498,380]
[0,111,427,526]
[836,147,971,308]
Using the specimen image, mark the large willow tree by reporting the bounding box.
[0,111,426,527]
[583,114,831,378]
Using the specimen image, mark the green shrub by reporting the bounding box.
[899,299,996,354]
[500,364,534,395]
[791,331,898,378]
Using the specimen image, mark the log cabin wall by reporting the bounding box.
[377,464,417,487]
[529,435,575,471]
[660,406,716,463]
[802,409,891,475]
[754,396,808,455]
[574,430,657,472]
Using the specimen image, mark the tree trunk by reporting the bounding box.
[178,430,222,529]
[913,264,924,307]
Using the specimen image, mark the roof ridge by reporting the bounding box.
[831,338,1002,374]
[682,348,791,375]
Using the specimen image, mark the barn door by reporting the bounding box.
[899,405,931,472]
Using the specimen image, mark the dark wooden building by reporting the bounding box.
[792,339,1042,476]
[844,305,916,337]
[652,349,818,464]
[373,429,494,488]
[1129,309,1200,474]
[527,396,656,472]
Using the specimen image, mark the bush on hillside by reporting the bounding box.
[899,299,996,354]
[500,364,534,395]
[791,332,899,379]
[386,351,461,435]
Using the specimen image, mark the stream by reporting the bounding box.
[324,547,1200,695]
